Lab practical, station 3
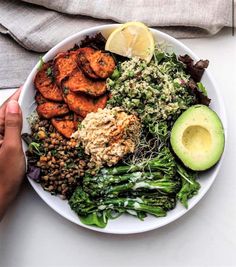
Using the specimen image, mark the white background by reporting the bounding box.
[0,28,236,267]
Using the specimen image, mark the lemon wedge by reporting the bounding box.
[105,22,155,63]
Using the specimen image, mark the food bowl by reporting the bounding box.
[19,24,227,234]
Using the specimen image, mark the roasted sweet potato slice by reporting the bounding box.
[89,51,116,79]
[34,62,63,102]
[63,90,108,117]
[35,92,47,105]
[77,47,99,79]
[36,102,69,119]
[54,50,79,86]
[62,69,106,97]
[51,117,75,138]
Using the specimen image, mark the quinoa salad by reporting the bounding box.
[22,25,224,229]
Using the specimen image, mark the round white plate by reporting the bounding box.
[19,24,227,234]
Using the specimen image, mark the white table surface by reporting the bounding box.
[0,28,236,267]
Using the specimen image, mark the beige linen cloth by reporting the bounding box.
[0,0,234,88]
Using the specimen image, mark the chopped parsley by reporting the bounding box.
[46,67,52,77]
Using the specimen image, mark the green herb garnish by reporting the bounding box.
[197,82,208,96]
[29,142,42,156]
[46,67,52,77]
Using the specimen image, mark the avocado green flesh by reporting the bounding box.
[170,105,225,171]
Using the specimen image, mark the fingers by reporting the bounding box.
[0,115,4,137]
[0,87,23,136]
[0,87,22,112]
[8,86,22,102]
[2,100,23,151]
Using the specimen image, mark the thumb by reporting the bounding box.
[3,100,22,149]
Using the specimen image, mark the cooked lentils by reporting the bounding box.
[25,119,89,199]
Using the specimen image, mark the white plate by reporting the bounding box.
[19,24,227,234]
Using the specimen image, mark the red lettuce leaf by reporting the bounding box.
[188,79,211,106]
[178,54,209,82]
[27,165,41,181]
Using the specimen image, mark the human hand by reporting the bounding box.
[0,88,25,220]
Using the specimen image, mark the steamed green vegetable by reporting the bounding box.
[176,164,201,208]
[69,187,176,228]
[84,172,180,198]
[69,147,201,227]
[69,145,201,227]
[101,147,176,176]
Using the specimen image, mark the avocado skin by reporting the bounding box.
[170,105,225,171]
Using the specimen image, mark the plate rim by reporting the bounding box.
[19,24,228,234]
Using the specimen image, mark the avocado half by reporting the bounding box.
[170,105,225,171]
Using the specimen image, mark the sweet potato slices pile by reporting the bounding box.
[34,46,115,138]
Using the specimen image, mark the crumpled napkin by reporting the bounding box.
[0,0,234,88]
